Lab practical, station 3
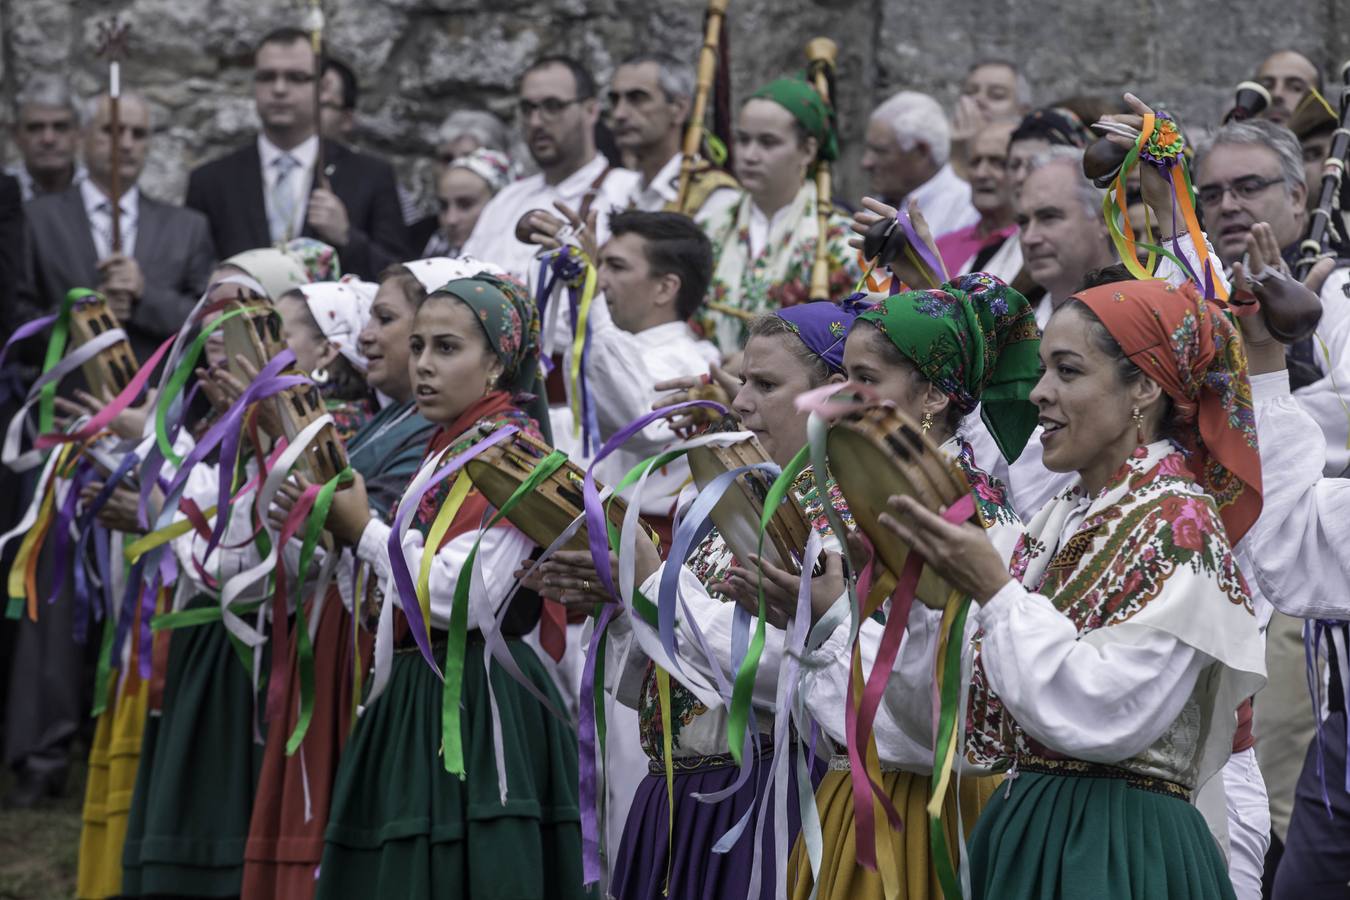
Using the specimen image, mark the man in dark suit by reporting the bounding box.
[186,27,407,279]
[26,92,216,363]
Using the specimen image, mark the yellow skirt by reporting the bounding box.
[789,767,1001,900]
[76,677,150,899]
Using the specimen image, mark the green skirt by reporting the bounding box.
[122,608,266,898]
[316,635,590,899]
[970,771,1236,900]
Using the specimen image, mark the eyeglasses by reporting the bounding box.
[517,97,583,120]
[1195,175,1284,207]
[253,69,316,86]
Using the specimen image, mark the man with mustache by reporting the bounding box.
[936,118,1021,280]
[1192,118,1350,476]
[461,55,639,281]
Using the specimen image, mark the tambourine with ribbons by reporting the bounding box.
[684,422,814,575]
[219,291,350,488]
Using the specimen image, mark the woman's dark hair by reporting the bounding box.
[745,314,833,387]
[859,322,964,435]
[1061,298,1177,439]
[280,289,369,402]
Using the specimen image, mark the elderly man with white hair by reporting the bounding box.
[862,89,980,239]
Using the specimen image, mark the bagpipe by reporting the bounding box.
[1296,61,1350,281]
[670,0,740,217]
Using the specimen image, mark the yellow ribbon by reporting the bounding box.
[123,505,218,564]
[416,470,473,643]
[656,665,676,896]
[567,260,599,438]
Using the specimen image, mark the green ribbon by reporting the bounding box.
[726,444,810,766]
[444,449,569,776]
[928,596,973,900]
[154,305,264,466]
[285,468,353,755]
[89,611,117,718]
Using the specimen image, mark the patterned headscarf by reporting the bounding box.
[751,77,839,162]
[858,272,1041,461]
[1074,279,1262,542]
[447,148,512,195]
[221,248,308,300]
[401,255,503,295]
[774,296,870,374]
[298,279,378,371]
[285,237,342,282]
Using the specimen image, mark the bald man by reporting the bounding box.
[1255,50,1322,126]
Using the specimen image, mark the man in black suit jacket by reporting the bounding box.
[186,27,407,280]
[26,93,215,363]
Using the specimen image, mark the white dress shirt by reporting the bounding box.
[557,295,721,515]
[257,133,319,244]
[627,152,738,216]
[901,162,980,241]
[461,154,640,281]
[80,179,139,260]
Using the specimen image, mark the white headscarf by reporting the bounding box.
[400,255,505,295]
[298,278,378,371]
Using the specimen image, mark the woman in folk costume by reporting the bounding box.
[120,279,372,898]
[311,272,587,899]
[789,272,1039,899]
[242,268,456,899]
[883,279,1266,899]
[535,300,864,900]
[698,79,860,354]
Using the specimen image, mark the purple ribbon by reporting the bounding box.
[0,314,59,372]
[385,424,519,675]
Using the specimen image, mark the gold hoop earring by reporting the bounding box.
[1131,406,1146,444]
[921,411,934,434]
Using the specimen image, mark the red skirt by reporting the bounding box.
[241,589,370,900]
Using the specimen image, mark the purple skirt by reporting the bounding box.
[611,748,824,900]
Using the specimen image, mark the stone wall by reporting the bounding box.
[2,0,1348,217]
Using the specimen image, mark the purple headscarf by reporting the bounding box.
[773,295,874,374]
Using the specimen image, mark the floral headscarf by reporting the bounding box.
[401,255,503,295]
[858,272,1041,461]
[447,148,512,195]
[285,237,342,282]
[773,296,871,374]
[298,279,378,371]
[1074,279,1262,542]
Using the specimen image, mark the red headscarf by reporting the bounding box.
[1074,279,1263,543]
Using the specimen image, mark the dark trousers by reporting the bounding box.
[1273,711,1350,898]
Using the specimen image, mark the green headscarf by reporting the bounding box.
[433,274,551,441]
[857,273,1041,461]
[750,77,839,162]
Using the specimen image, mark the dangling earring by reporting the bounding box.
[921,411,934,434]
[1131,406,1146,444]
[310,366,329,384]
